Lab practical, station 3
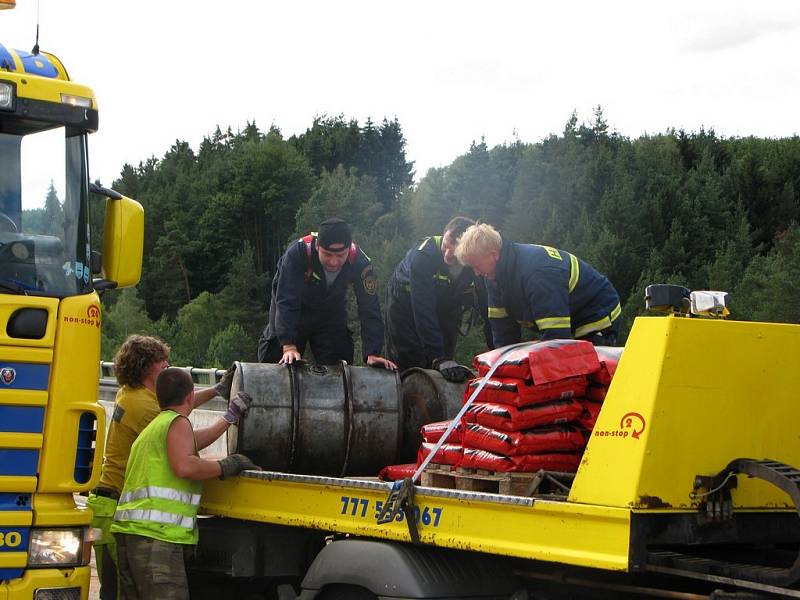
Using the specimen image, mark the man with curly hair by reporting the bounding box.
[86,335,237,599]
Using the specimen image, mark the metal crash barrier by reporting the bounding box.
[97,362,228,457]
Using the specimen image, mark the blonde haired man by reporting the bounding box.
[456,224,621,346]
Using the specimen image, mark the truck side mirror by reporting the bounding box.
[96,195,143,290]
[91,250,102,275]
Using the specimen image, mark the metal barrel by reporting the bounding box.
[398,368,468,462]
[228,361,402,476]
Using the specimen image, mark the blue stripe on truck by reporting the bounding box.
[0,362,49,391]
[0,406,45,433]
[0,450,39,476]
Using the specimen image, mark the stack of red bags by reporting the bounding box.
[379,421,463,481]
[460,340,596,473]
[378,341,623,481]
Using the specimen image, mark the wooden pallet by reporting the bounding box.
[420,465,573,497]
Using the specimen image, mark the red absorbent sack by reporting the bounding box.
[474,340,601,384]
[578,401,602,431]
[461,448,582,473]
[465,375,588,407]
[463,423,587,456]
[591,346,624,385]
[378,463,417,481]
[472,344,536,379]
[586,385,607,402]
[420,420,463,444]
[417,442,463,466]
[463,399,584,432]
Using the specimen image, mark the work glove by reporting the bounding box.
[213,364,236,400]
[222,391,253,424]
[432,358,473,383]
[218,454,261,480]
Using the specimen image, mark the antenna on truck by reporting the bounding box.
[31,0,40,55]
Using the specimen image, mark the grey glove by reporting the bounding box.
[218,454,260,480]
[432,358,473,383]
[222,391,252,424]
[213,364,236,400]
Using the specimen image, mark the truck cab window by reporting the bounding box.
[0,126,91,297]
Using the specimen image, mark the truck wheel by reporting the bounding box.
[318,585,376,600]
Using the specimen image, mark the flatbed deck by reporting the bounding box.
[201,469,632,571]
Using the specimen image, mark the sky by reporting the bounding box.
[2,0,800,207]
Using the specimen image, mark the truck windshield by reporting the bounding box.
[0,126,91,297]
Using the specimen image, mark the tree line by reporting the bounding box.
[83,108,800,366]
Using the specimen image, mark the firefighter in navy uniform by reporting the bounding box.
[257,218,396,369]
[386,217,492,381]
[456,223,621,346]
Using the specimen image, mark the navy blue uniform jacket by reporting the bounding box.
[487,238,620,346]
[265,236,384,360]
[389,236,492,363]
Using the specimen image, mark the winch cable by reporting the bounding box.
[376,342,532,538]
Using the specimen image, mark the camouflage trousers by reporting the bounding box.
[115,533,193,600]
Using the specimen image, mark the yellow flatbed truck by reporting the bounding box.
[0,41,143,599]
[196,311,800,599]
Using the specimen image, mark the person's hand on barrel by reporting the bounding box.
[213,364,236,399]
[367,355,397,370]
[432,358,473,382]
[223,391,253,424]
[279,344,302,365]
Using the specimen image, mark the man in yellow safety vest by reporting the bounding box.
[111,367,258,599]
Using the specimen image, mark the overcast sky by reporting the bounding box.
[3,0,800,206]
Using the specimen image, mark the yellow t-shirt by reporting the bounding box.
[97,385,160,492]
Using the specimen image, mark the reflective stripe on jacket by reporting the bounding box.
[110,410,202,545]
[487,239,620,346]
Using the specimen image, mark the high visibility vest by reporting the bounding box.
[110,410,202,545]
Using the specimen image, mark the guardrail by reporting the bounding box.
[99,361,225,385]
[97,362,228,457]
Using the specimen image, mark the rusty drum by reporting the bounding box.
[228,361,402,476]
[398,368,468,461]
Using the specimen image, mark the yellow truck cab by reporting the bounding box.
[0,43,142,599]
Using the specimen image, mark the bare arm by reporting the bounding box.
[192,386,218,409]
[166,416,223,480]
[193,416,231,451]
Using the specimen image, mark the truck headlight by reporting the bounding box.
[28,528,89,567]
[0,80,15,111]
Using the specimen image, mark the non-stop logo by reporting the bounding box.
[62,304,101,329]
[593,411,646,440]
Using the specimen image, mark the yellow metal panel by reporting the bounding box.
[32,494,91,527]
[0,433,42,450]
[0,390,47,407]
[0,478,35,493]
[0,554,25,568]
[37,295,105,495]
[0,297,58,349]
[0,348,52,363]
[570,316,800,509]
[201,473,631,571]
[0,512,31,527]
[3,566,89,600]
